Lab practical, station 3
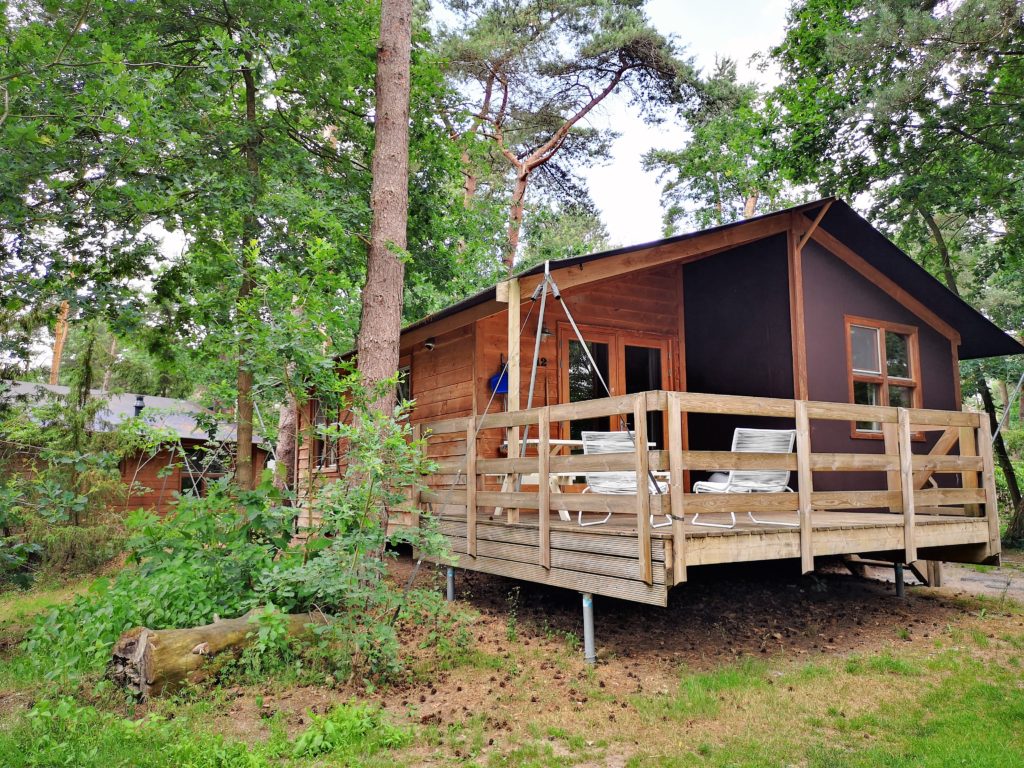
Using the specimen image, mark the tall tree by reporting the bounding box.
[438,0,696,270]
[356,0,413,412]
[643,58,795,234]
[771,0,1024,539]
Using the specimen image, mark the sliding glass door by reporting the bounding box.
[559,325,674,446]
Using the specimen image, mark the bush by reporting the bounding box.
[23,518,126,576]
[25,374,453,685]
[0,697,272,768]
[291,702,411,758]
[0,697,411,767]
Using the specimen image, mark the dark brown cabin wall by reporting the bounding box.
[682,235,795,460]
[802,239,958,492]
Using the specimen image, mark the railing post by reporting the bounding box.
[794,400,814,574]
[633,394,653,586]
[881,422,901,514]
[958,424,981,516]
[466,417,477,558]
[538,407,551,569]
[667,392,687,584]
[897,407,917,564]
[506,278,521,524]
[978,416,1001,560]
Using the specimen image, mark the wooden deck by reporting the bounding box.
[409,390,1001,606]
[432,511,991,606]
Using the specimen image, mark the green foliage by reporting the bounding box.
[644,58,799,233]
[438,0,697,261]
[291,702,411,759]
[0,696,409,768]
[21,518,125,577]
[0,384,129,526]
[770,0,1024,327]
[0,698,269,768]
[24,376,451,684]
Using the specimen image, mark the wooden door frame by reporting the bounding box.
[555,321,677,439]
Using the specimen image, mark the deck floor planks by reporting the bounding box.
[427,510,989,599]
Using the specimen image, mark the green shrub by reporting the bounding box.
[291,701,411,758]
[24,518,126,575]
[0,697,274,768]
[24,374,453,685]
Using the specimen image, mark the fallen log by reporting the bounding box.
[108,608,322,699]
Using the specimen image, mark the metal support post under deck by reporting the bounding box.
[582,592,596,664]
[894,563,905,598]
[446,567,455,602]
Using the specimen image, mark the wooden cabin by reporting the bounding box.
[298,198,1022,608]
[2,382,268,515]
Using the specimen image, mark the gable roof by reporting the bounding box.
[402,198,1023,361]
[1,381,264,444]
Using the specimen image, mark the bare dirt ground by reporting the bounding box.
[209,553,1008,748]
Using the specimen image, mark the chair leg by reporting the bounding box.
[691,511,737,529]
[748,511,800,527]
[747,489,800,526]
[578,510,613,527]
[650,514,673,529]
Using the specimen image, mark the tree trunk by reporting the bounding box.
[101,336,117,392]
[743,190,759,218]
[997,379,1010,417]
[505,168,529,273]
[49,300,70,385]
[978,376,1024,540]
[109,609,321,699]
[234,62,262,490]
[356,0,412,413]
[917,205,959,296]
[462,149,477,207]
[273,393,297,491]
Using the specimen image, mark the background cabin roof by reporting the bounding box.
[1,381,263,444]
[402,198,1023,361]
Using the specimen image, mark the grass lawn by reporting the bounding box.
[1,574,1023,767]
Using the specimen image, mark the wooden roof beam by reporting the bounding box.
[795,201,833,252]
[808,226,961,345]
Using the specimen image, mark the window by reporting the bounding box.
[847,317,920,433]
[396,365,412,405]
[313,400,338,469]
[559,324,673,446]
[180,446,226,497]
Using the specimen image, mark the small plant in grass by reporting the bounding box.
[505,585,521,642]
[291,701,410,758]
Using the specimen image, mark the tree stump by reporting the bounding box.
[108,609,321,699]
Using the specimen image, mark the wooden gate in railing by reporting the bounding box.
[415,391,998,591]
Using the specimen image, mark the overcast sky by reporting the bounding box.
[582,0,791,247]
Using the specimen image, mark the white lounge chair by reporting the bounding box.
[692,427,798,529]
[579,431,671,529]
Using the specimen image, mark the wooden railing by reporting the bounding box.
[415,391,998,587]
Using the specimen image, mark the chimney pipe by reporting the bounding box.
[134,394,145,418]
